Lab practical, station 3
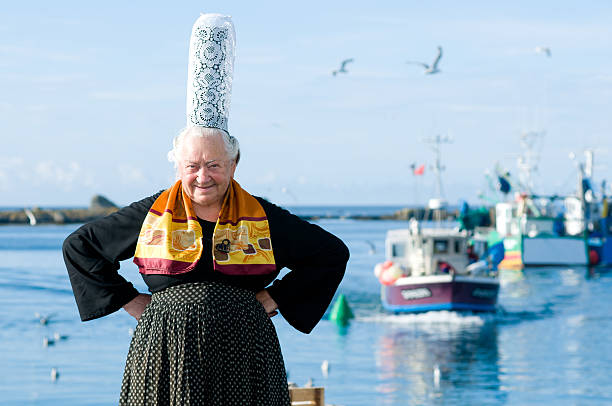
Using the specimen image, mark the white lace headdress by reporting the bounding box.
[186,14,236,132]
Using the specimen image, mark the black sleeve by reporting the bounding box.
[260,199,350,334]
[62,192,162,321]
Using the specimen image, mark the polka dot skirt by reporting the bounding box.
[119,282,290,405]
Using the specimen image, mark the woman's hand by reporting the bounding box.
[255,289,278,318]
[122,293,152,321]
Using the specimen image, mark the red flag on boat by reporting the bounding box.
[413,164,425,175]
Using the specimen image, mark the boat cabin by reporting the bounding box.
[385,220,472,277]
[496,196,594,238]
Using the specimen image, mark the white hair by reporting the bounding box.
[167,126,240,168]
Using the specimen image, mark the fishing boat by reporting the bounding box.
[375,219,501,313]
[375,135,500,313]
[487,133,606,268]
[494,195,590,268]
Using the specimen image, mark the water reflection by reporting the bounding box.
[374,314,505,405]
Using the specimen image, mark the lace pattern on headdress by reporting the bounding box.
[186,15,235,132]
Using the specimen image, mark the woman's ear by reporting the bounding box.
[229,160,237,178]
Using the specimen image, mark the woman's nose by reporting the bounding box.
[196,166,209,180]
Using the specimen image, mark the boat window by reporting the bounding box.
[454,240,461,253]
[433,239,448,254]
[392,243,406,258]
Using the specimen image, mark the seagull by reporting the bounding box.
[281,187,299,203]
[43,337,55,347]
[332,58,354,76]
[407,46,443,74]
[433,364,441,389]
[321,360,330,378]
[24,208,37,226]
[35,312,55,325]
[51,367,59,382]
[365,240,376,255]
[535,46,551,57]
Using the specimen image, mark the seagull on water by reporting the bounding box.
[332,58,354,76]
[407,46,443,74]
[535,46,551,57]
[43,337,55,347]
[35,312,55,325]
[365,240,376,255]
[321,360,330,378]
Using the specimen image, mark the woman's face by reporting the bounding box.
[177,133,236,213]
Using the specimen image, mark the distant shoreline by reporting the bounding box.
[0,207,120,225]
[0,205,469,225]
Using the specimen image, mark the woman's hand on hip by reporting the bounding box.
[122,293,152,321]
[255,289,278,317]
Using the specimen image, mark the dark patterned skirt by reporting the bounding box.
[119,282,290,405]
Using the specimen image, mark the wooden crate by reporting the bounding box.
[289,387,325,406]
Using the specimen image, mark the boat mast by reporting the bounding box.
[423,134,452,208]
[517,130,544,194]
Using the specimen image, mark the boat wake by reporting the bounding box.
[358,310,491,326]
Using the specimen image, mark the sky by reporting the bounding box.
[1,1,612,207]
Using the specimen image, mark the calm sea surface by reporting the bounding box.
[1,210,611,405]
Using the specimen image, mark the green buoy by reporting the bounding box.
[329,294,354,326]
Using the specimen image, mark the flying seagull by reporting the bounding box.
[535,46,551,57]
[407,46,443,74]
[332,58,354,76]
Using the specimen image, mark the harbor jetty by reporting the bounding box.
[303,206,494,223]
[0,197,495,225]
[0,195,119,225]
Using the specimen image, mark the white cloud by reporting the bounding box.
[88,87,178,102]
[117,164,147,184]
[25,104,50,113]
[252,170,277,184]
[0,169,9,191]
[0,156,24,170]
[35,160,84,190]
[0,45,80,62]
[448,104,515,113]
[0,157,95,191]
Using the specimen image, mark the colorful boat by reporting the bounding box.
[375,219,501,313]
[495,196,590,268]
[488,135,605,268]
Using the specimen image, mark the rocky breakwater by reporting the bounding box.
[299,207,462,221]
[0,195,119,225]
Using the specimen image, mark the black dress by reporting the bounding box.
[63,193,349,405]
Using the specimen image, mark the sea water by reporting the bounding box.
[1,214,612,405]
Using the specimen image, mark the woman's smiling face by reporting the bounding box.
[177,132,236,214]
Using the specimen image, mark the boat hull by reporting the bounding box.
[522,235,589,266]
[382,274,499,313]
[499,234,589,268]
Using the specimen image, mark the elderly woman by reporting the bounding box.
[63,13,348,406]
[63,126,349,405]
